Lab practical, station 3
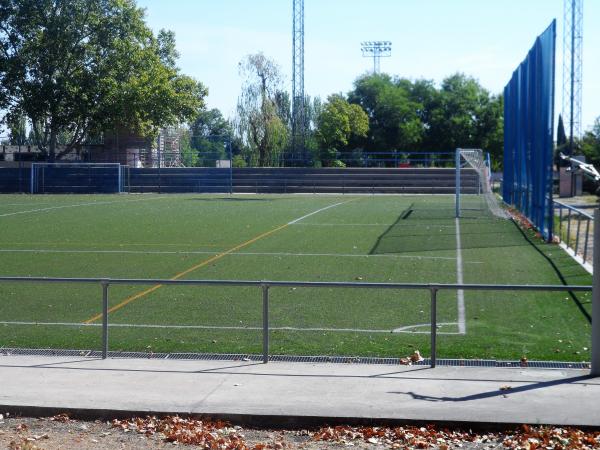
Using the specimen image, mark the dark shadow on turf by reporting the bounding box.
[369,206,530,254]
[369,203,414,255]
[511,219,591,324]
[185,198,276,202]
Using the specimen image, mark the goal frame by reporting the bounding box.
[455,148,494,219]
[30,162,124,194]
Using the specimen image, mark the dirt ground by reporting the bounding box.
[2,413,600,450]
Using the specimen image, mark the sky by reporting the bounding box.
[136,0,600,133]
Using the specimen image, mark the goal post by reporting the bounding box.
[30,162,125,194]
[455,148,507,219]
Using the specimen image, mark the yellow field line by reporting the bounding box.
[83,222,290,324]
[83,198,358,324]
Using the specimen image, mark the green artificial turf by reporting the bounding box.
[0,193,592,361]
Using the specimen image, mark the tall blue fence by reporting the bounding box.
[503,20,556,241]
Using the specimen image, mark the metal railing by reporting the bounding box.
[0,276,592,368]
[554,201,595,265]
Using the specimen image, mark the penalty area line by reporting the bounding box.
[0,196,167,218]
[0,321,462,335]
[0,248,483,264]
[83,199,356,324]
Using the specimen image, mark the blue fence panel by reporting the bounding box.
[503,20,556,241]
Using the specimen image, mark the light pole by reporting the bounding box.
[361,41,392,74]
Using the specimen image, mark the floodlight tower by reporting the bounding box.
[291,0,306,164]
[361,41,392,74]
[562,0,583,155]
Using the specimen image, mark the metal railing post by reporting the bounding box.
[262,284,270,364]
[590,213,600,377]
[101,280,109,359]
[575,216,582,256]
[584,218,591,263]
[430,287,437,368]
[567,209,572,248]
[592,212,600,376]
[559,204,563,235]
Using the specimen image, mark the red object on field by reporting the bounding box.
[398,162,411,168]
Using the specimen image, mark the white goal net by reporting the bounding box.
[31,163,124,194]
[455,149,508,219]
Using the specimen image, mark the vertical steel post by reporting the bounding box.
[101,281,109,359]
[30,164,35,194]
[591,212,600,376]
[559,205,563,235]
[430,288,437,368]
[455,149,461,218]
[575,215,582,256]
[117,165,122,194]
[228,139,233,195]
[262,284,270,364]
[583,218,590,263]
[567,209,572,247]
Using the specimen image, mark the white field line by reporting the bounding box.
[455,217,466,334]
[0,248,483,263]
[292,223,457,228]
[0,196,166,218]
[392,322,461,335]
[287,200,355,225]
[0,321,461,335]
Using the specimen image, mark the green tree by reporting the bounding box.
[580,117,600,167]
[7,115,28,145]
[235,53,289,167]
[189,108,232,166]
[315,94,369,166]
[348,74,424,154]
[0,0,207,160]
[428,74,499,152]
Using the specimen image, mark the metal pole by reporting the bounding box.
[101,280,109,359]
[30,164,35,194]
[575,216,582,256]
[559,205,563,235]
[567,209,572,248]
[584,218,590,263]
[228,139,233,195]
[455,149,461,218]
[262,284,270,363]
[569,0,576,158]
[591,212,600,376]
[430,288,437,368]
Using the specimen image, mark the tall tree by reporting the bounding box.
[428,74,494,150]
[235,53,288,167]
[189,108,233,166]
[580,117,600,167]
[315,94,369,166]
[7,115,28,145]
[0,0,207,160]
[348,74,424,153]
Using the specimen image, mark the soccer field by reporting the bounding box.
[0,193,593,361]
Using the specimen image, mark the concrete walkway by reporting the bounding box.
[0,355,599,428]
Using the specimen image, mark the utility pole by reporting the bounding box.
[291,0,306,165]
[562,0,583,155]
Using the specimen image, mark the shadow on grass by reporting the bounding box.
[185,197,276,202]
[511,220,591,324]
[369,205,532,254]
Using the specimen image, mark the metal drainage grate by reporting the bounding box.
[0,348,591,370]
